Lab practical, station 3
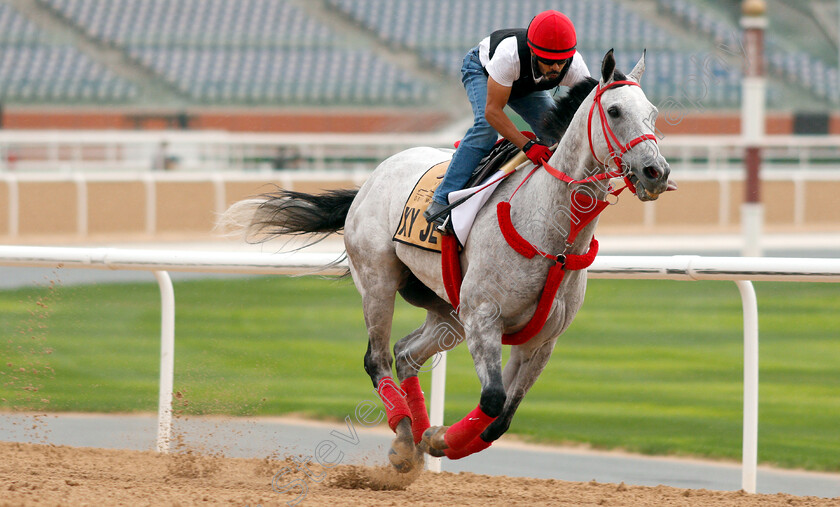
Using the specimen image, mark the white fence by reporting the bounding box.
[0,170,372,238]
[0,130,456,173]
[2,130,840,173]
[1,246,839,493]
[2,168,840,240]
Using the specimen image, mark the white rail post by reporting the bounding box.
[736,280,759,493]
[154,271,175,453]
[73,173,88,238]
[427,350,448,473]
[143,173,156,236]
[6,174,19,237]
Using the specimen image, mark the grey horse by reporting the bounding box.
[221,50,671,474]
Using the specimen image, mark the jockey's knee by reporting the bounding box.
[479,386,506,417]
[461,125,498,153]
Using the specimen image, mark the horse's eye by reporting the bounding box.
[607,105,621,118]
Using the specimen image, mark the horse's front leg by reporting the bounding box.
[479,337,557,446]
[422,301,506,458]
[437,335,558,460]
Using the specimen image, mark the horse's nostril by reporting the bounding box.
[643,166,660,180]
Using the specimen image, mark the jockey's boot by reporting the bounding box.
[423,200,450,229]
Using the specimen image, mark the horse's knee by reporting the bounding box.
[363,341,375,377]
[480,415,511,442]
[479,386,506,417]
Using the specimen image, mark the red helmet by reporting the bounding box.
[527,10,577,61]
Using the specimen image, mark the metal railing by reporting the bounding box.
[2,130,840,173]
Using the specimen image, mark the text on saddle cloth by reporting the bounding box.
[392,161,449,253]
[392,144,531,253]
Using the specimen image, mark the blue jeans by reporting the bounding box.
[433,47,557,205]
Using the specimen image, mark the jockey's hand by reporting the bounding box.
[523,139,552,165]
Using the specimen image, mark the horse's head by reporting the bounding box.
[589,50,673,201]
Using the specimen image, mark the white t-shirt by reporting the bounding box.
[477,35,590,89]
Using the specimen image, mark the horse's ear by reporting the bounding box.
[600,49,616,85]
[628,49,646,82]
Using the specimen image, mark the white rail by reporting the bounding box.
[2,130,840,173]
[1,246,839,493]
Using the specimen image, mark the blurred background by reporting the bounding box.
[0,0,838,248]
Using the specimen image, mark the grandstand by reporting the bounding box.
[658,0,840,106]
[39,0,437,106]
[0,0,837,132]
[0,2,138,103]
[2,0,840,243]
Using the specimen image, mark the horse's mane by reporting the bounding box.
[541,70,627,143]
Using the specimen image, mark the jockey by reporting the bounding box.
[424,10,591,227]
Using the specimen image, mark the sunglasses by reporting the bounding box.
[534,55,570,67]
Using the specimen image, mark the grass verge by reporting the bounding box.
[0,275,837,471]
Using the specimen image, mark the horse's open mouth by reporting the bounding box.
[628,173,661,201]
[628,173,678,201]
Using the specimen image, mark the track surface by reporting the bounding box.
[2,439,839,507]
[1,412,839,501]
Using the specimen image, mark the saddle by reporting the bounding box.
[392,137,527,253]
[465,138,522,189]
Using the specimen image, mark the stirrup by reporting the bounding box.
[424,201,450,226]
[436,214,453,234]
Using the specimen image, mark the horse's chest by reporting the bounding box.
[463,260,584,324]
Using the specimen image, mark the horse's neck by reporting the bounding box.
[510,106,607,253]
[554,94,606,185]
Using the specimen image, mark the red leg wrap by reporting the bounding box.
[400,376,430,444]
[444,405,496,450]
[377,376,411,432]
[444,435,493,460]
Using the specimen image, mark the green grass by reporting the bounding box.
[0,276,838,471]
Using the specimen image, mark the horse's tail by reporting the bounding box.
[218,187,357,243]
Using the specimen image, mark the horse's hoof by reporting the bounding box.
[388,448,413,473]
[422,425,449,452]
[389,436,418,474]
[417,439,445,458]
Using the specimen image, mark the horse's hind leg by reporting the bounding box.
[348,255,421,473]
[393,306,464,453]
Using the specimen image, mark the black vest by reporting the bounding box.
[487,28,570,99]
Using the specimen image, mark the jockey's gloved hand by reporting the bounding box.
[523,139,552,165]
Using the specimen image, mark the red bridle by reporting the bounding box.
[542,79,658,191]
[588,79,658,171]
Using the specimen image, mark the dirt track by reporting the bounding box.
[1,441,838,507]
